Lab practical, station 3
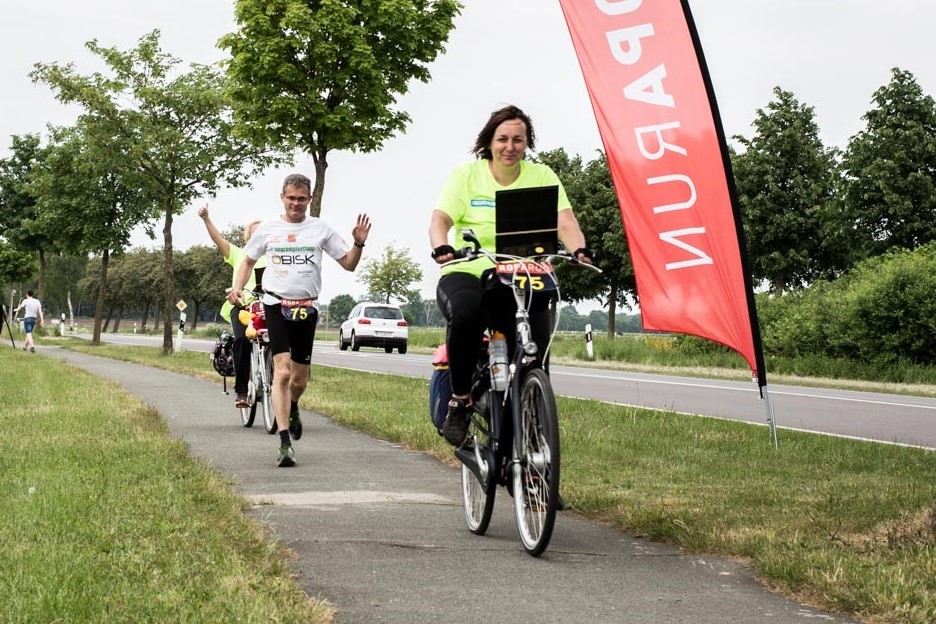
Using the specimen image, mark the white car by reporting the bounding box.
[338,302,409,354]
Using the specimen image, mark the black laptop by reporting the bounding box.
[494,185,560,257]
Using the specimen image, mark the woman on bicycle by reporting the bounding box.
[429,104,593,447]
[198,204,267,409]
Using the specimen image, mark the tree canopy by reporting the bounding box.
[841,68,936,259]
[731,87,844,293]
[0,134,54,299]
[536,148,631,336]
[357,243,423,305]
[219,0,462,216]
[31,30,288,353]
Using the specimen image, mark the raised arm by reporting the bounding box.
[197,204,231,258]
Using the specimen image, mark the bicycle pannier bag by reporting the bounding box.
[211,331,236,378]
[429,344,450,434]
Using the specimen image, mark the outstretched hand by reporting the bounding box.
[197,203,209,220]
[352,213,371,246]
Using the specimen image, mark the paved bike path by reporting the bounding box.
[44,347,855,624]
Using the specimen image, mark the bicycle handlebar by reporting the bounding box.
[444,243,603,274]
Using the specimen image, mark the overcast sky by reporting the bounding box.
[2,1,933,305]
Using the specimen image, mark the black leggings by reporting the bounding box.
[436,271,553,396]
[230,315,251,394]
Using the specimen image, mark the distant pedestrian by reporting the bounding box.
[15,290,44,353]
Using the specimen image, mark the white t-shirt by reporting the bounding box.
[244,216,351,303]
[17,297,42,319]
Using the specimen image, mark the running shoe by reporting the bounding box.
[289,405,303,440]
[234,393,249,408]
[277,443,296,467]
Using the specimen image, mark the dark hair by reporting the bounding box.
[282,173,312,194]
[471,105,536,160]
[27,290,34,297]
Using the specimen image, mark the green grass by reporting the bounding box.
[16,336,936,623]
[57,338,936,624]
[301,366,936,624]
[0,346,333,623]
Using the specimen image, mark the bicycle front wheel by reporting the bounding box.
[512,368,560,556]
[242,356,257,428]
[462,406,496,534]
[259,347,276,434]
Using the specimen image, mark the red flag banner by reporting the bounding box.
[558,0,765,386]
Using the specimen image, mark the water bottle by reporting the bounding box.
[489,331,508,391]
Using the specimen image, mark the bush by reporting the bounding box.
[759,243,936,367]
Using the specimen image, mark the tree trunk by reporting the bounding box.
[66,290,74,334]
[92,250,109,345]
[141,302,150,331]
[309,148,329,218]
[113,307,123,332]
[161,203,175,355]
[607,278,619,339]
[38,248,47,301]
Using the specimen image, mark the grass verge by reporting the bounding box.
[0,346,333,623]
[39,340,936,623]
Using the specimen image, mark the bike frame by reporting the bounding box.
[454,252,559,490]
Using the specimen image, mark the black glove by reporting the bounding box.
[573,247,595,262]
[431,244,456,260]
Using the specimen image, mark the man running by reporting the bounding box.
[228,173,371,467]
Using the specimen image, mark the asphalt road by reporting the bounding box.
[96,331,936,450]
[42,345,858,624]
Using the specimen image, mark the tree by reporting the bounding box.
[0,240,37,310]
[841,68,936,259]
[0,134,56,300]
[327,293,356,323]
[177,244,229,329]
[536,148,633,337]
[358,243,423,305]
[219,0,462,216]
[401,294,443,327]
[120,249,165,331]
[42,252,87,323]
[30,121,156,344]
[732,87,844,293]
[32,30,287,354]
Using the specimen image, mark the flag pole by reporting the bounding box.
[679,0,777,448]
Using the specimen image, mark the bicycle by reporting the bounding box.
[234,294,276,434]
[445,228,601,556]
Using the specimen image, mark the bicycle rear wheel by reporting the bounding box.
[461,406,496,534]
[241,403,255,428]
[512,368,560,556]
[259,347,276,434]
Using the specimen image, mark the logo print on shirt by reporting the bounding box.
[287,234,297,242]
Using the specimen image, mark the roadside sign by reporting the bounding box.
[176,299,187,312]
